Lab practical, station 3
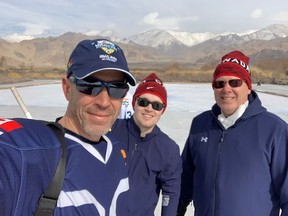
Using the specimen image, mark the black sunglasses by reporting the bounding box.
[212,79,245,89]
[70,77,129,99]
[137,97,165,111]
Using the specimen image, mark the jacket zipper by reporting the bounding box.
[214,130,226,216]
[129,143,138,166]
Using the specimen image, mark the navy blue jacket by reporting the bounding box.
[180,91,288,216]
[109,117,182,216]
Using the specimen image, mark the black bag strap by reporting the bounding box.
[35,122,67,216]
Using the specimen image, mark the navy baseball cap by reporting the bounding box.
[67,39,136,86]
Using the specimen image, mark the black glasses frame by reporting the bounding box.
[137,97,165,111]
[70,77,129,99]
[212,79,245,89]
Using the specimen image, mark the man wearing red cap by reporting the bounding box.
[177,50,288,216]
[109,73,182,216]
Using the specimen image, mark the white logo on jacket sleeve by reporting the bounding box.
[200,137,208,142]
[162,195,170,206]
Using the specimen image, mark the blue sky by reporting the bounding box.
[1,0,288,41]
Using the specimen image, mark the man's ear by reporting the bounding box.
[62,77,72,100]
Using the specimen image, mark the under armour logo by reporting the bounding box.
[201,137,208,142]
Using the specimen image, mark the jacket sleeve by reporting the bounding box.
[158,142,182,216]
[0,118,62,215]
[178,128,195,205]
[0,142,22,216]
[271,123,288,215]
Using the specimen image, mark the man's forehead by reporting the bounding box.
[89,70,126,81]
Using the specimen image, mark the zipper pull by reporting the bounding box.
[134,143,138,151]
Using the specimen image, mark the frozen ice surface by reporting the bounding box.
[0,81,287,216]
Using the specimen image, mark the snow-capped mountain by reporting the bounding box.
[126,29,184,48]
[83,24,288,49]
[1,23,288,70]
[84,29,123,42]
[242,24,288,41]
[166,30,216,47]
[3,23,288,50]
[127,29,216,48]
[210,34,245,44]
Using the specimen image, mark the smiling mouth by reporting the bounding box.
[143,112,153,118]
[221,96,235,100]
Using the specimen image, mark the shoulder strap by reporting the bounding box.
[35,122,67,216]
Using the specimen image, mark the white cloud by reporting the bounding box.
[141,12,159,25]
[271,11,288,21]
[250,9,263,19]
[140,12,199,30]
[3,33,34,42]
[1,0,288,40]
[20,23,49,35]
[2,22,49,42]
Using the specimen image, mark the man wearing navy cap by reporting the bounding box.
[0,39,136,215]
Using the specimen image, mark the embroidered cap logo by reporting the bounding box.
[140,78,163,85]
[93,40,118,55]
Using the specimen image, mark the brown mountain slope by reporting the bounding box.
[0,33,288,84]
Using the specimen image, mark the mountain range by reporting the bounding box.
[1,23,288,70]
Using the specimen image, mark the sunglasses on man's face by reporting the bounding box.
[70,77,129,99]
[212,79,245,89]
[137,97,165,111]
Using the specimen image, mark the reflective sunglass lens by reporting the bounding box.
[107,82,129,98]
[153,103,164,111]
[229,79,243,87]
[73,77,129,98]
[76,85,102,95]
[108,87,128,98]
[212,81,225,89]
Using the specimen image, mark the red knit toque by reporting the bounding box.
[213,50,252,90]
[132,73,167,112]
